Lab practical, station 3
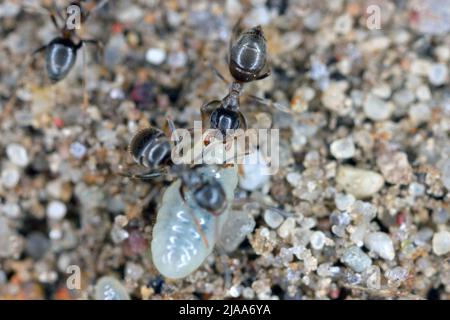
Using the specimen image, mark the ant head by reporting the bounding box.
[193,179,227,216]
[128,128,172,168]
[176,165,227,215]
[229,25,267,83]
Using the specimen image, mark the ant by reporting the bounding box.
[201,24,270,138]
[123,122,229,247]
[5,0,107,114]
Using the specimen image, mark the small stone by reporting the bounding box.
[304,10,322,31]
[365,265,381,289]
[409,182,425,196]
[238,150,270,191]
[428,63,448,86]
[167,51,187,68]
[278,217,296,239]
[310,231,326,250]
[363,94,393,121]
[145,48,166,65]
[6,143,29,167]
[341,246,372,273]
[111,225,129,244]
[385,267,409,282]
[95,276,130,300]
[125,262,144,282]
[377,152,413,185]
[1,202,21,218]
[46,200,67,220]
[330,137,355,159]
[409,103,431,124]
[334,193,355,211]
[219,211,255,252]
[432,230,450,256]
[263,209,284,229]
[334,14,353,35]
[416,85,431,101]
[1,167,20,189]
[336,166,384,199]
[70,142,87,159]
[117,5,144,23]
[441,159,450,189]
[25,232,50,260]
[364,232,395,261]
[432,208,449,225]
[321,83,347,114]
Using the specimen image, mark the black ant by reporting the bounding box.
[123,122,229,246]
[201,23,271,137]
[5,0,107,114]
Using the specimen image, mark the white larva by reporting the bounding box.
[151,165,238,279]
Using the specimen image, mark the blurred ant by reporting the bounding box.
[5,0,108,114]
[122,122,229,247]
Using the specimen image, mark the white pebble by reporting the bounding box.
[336,166,384,199]
[432,230,450,256]
[364,232,395,261]
[46,201,67,220]
[1,167,20,189]
[1,202,21,219]
[70,142,87,159]
[409,103,431,124]
[428,63,448,86]
[363,94,392,121]
[219,211,255,252]
[6,143,29,167]
[238,150,270,191]
[146,48,166,65]
[263,209,284,229]
[310,231,326,250]
[330,137,355,159]
[334,193,355,211]
[341,246,372,273]
[278,217,296,239]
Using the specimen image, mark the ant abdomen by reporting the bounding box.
[229,26,267,82]
[128,128,171,168]
[45,38,79,82]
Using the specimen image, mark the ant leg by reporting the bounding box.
[82,0,110,23]
[228,16,243,62]
[205,60,229,85]
[255,69,271,81]
[40,1,63,31]
[78,39,103,110]
[2,45,47,120]
[80,39,104,64]
[119,170,164,181]
[247,94,292,114]
[81,43,88,110]
[190,209,210,249]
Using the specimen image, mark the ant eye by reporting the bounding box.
[210,107,240,134]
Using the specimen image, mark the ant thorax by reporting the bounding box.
[151,165,238,279]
